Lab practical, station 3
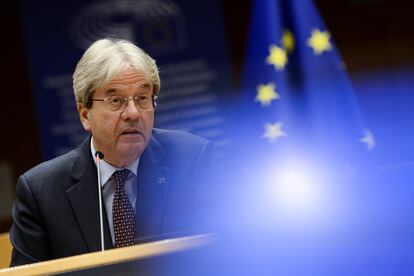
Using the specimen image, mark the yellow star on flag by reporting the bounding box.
[262,121,287,142]
[255,83,280,106]
[307,28,332,55]
[281,29,295,53]
[266,44,288,70]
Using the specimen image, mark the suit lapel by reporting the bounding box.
[135,134,171,238]
[66,137,113,251]
[65,133,172,247]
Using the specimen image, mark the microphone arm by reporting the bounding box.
[95,151,105,251]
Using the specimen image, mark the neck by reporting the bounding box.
[104,154,137,168]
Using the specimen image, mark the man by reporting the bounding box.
[10,39,214,266]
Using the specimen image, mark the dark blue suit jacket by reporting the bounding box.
[10,128,214,266]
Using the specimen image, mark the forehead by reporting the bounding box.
[93,68,154,98]
[106,68,150,86]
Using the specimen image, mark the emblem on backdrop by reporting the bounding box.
[69,0,189,54]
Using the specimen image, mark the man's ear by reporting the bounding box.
[78,103,91,132]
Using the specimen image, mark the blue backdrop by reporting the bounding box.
[20,0,233,160]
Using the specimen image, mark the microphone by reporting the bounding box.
[96,151,104,160]
[95,151,105,251]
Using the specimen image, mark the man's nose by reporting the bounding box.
[121,99,142,120]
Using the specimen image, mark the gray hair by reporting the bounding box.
[73,38,160,108]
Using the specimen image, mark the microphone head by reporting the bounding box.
[95,151,105,160]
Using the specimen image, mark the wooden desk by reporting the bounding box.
[0,233,11,269]
[0,234,213,276]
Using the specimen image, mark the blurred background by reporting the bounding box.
[0,0,413,273]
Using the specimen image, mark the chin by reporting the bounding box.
[119,143,145,159]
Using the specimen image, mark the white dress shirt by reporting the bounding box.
[90,138,139,245]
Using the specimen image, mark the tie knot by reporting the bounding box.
[113,169,130,188]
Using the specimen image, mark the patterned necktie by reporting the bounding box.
[112,169,136,248]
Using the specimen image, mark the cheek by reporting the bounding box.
[145,112,154,130]
[141,113,154,141]
[90,112,118,136]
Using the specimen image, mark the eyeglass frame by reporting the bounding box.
[90,94,159,112]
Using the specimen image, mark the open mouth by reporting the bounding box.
[122,130,140,135]
[121,130,142,136]
[119,130,144,142]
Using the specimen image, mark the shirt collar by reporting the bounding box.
[90,137,139,188]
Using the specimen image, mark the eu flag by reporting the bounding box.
[239,0,374,167]
[210,1,414,275]
[195,2,414,274]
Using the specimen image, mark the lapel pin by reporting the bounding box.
[156,177,167,184]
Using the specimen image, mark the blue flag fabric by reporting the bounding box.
[211,1,414,274]
[239,0,371,166]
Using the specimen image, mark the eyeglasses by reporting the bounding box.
[91,94,158,111]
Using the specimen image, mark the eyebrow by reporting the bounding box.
[104,88,118,95]
[139,83,151,89]
[104,83,152,95]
